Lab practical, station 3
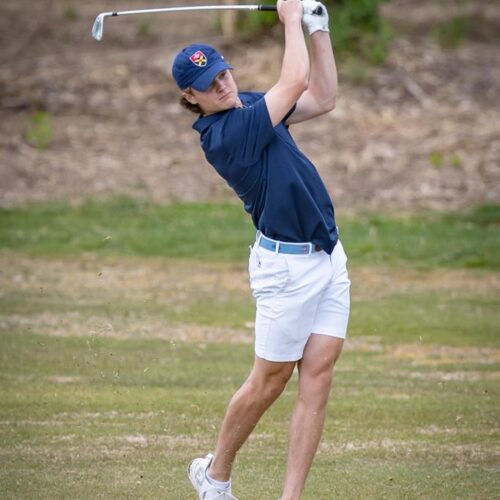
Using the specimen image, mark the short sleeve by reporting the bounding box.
[221,97,275,166]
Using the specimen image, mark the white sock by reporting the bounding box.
[206,471,231,490]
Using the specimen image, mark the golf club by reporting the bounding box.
[92,4,278,41]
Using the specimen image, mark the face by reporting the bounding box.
[183,70,241,116]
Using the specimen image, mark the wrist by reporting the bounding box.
[308,25,329,36]
[286,15,304,26]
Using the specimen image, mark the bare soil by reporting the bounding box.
[1,0,499,211]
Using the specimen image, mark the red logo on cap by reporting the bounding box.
[189,50,207,67]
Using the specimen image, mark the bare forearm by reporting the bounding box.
[283,3,337,123]
[281,19,310,89]
[308,31,337,108]
[266,0,309,126]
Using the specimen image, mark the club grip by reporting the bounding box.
[258,5,277,11]
[258,4,322,14]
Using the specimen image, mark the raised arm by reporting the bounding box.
[264,0,309,127]
[286,1,338,125]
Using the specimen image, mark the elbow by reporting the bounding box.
[295,64,309,94]
[318,94,336,113]
[281,77,308,100]
[292,76,309,96]
[309,88,337,114]
[300,76,309,93]
[325,96,336,112]
[276,74,309,102]
[292,64,309,94]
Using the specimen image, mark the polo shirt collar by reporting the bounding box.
[192,93,252,134]
[192,110,227,134]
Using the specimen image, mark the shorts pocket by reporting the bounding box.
[336,240,348,264]
[249,247,289,300]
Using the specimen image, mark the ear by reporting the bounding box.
[182,90,198,105]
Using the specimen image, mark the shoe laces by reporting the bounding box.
[213,491,238,500]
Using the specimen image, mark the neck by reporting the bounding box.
[201,96,244,117]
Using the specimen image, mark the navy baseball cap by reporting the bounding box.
[172,43,233,91]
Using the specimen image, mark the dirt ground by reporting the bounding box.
[1,0,499,211]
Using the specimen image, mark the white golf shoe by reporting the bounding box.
[188,453,237,499]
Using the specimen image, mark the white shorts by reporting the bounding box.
[248,238,351,362]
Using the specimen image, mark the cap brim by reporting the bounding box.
[190,61,233,91]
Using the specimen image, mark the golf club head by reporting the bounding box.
[92,13,105,41]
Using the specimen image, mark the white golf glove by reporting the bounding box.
[301,0,329,35]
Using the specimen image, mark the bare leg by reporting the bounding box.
[281,335,344,500]
[208,356,296,481]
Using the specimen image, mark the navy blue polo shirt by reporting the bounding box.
[193,92,338,254]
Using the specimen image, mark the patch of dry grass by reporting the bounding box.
[2,253,498,343]
[1,253,499,498]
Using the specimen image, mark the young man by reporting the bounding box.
[172,0,350,498]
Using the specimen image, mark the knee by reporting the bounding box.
[299,370,333,407]
[312,370,334,394]
[249,369,293,404]
[266,373,291,400]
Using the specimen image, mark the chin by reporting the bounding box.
[225,96,239,109]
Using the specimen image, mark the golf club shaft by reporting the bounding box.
[92,4,277,40]
[108,4,276,17]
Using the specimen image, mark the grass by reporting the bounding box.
[1,330,498,498]
[25,110,54,150]
[0,199,499,498]
[432,15,478,49]
[0,198,499,268]
[1,326,498,497]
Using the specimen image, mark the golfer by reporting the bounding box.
[172,0,350,498]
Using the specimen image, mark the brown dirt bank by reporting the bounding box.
[1,0,499,211]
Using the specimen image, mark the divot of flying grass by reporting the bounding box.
[0,199,499,498]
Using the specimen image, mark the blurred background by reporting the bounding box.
[1,0,499,211]
[1,2,500,498]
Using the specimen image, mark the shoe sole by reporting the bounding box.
[187,455,213,496]
[187,459,199,493]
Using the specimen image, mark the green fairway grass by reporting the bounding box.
[0,198,499,268]
[0,199,499,498]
